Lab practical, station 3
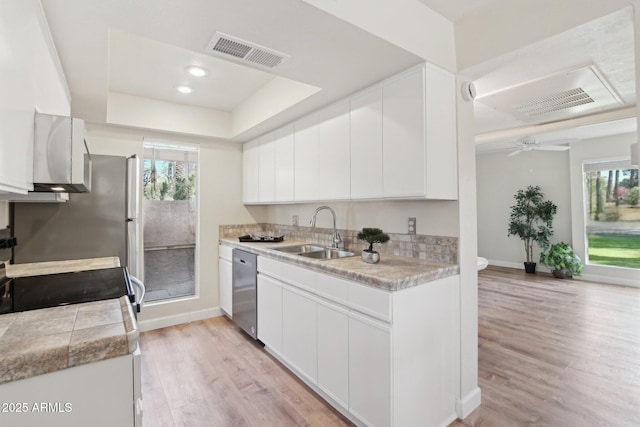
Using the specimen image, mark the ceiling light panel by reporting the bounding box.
[476,65,622,123]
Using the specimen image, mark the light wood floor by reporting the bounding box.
[140,315,353,427]
[141,267,640,427]
[452,266,640,427]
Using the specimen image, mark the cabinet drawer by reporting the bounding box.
[258,256,283,278]
[219,245,233,262]
[281,262,316,292]
[348,280,391,323]
[315,273,350,306]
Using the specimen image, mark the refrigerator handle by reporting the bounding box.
[129,275,146,313]
[126,155,140,220]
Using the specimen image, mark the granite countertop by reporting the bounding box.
[0,296,139,385]
[6,256,121,278]
[220,238,459,291]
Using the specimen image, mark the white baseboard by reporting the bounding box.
[138,307,222,332]
[456,386,481,419]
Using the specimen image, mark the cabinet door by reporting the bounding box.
[317,301,349,408]
[382,67,425,198]
[294,114,319,201]
[218,258,232,316]
[274,124,295,202]
[282,286,317,383]
[425,64,458,200]
[318,101,350,200]
[242,139,260,203]
[257,275,283,354]
[258,133,276,202]
[349,312,391,427]
[350,86,383,199]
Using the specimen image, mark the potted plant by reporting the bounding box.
[357,227,390,264]
[507,185,557,274]
[539,242,583,278]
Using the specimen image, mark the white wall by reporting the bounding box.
[476,150,572,270]
[87,124,262,330]
[260,200,459,237]
[569,132,639,287]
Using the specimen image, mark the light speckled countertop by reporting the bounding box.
[6,256,121,278]
[220,238,459,291]
[0,296,139,385]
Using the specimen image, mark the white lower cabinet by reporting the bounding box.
[256,254,458,427]
[257,275,283,354]
[282,286,318,383]
[348,312,392,427]
[218,245,233,316]
[317,301,349,408]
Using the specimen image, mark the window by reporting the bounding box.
[142,140,199,302]
[583,160,639,269]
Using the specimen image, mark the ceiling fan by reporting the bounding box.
[507,136,573,157]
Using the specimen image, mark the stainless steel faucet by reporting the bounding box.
[310,206,342,249]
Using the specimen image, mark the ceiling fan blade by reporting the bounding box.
[532,145,570,151]
[508,149,524,157]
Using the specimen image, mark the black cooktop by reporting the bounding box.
[0,267,133,314]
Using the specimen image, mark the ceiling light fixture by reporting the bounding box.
[50,186,66,192]
[186,66,207,77]
[176,85,193,94]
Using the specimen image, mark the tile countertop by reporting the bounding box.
[220,238,459,292]
[0,296,139,385]
[6,256,121,278]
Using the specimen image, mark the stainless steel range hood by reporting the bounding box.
[32,112,91,193]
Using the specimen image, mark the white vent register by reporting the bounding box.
[477,65,622,122]
[206,32,290,69]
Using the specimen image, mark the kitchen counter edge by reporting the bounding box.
[220,239,459,291]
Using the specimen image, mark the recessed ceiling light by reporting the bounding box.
[176,85,193,94]
[186,66,207,77]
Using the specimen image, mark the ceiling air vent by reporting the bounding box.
[477,65,622,123]
[206,32,290,70]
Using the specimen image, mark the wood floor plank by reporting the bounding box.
[140,316,353,427]
[454,266,640,427]
[140,266,640,426]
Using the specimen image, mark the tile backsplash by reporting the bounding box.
[220,223,457,264]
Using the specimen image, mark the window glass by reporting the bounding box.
[583,161,639,269]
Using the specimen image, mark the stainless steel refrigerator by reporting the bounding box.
[12,154,141,278]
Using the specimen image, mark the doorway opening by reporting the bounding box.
[142,140,199,302]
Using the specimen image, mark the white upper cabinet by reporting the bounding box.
[294,114,319,201]
[273,124,295,202]
[242,138,260,204]
[382,67,426,198]
[242,62,458,204]
[0,1,71,194]
[318,101,351,200]
[258,132,276,202]
[424,64,458,200]
[350,86,383,199]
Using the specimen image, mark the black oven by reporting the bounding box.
[0,267,140,315]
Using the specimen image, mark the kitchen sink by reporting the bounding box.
[273,244,356,260]
[298,249,356,260]
[273,244,324,254]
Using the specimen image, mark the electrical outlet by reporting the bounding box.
[408,217,416,234]
[292,215,299,226]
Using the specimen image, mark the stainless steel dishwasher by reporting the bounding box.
[232,249,257,339]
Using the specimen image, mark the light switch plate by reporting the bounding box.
[408,217,416,234]
[292,215,299,226]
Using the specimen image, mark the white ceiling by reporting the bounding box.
[40,0,637,148]
[464,7,636,153]
[40,0,423,141]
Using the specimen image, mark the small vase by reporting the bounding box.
[361,251,380,264]
[524,262,536,274]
